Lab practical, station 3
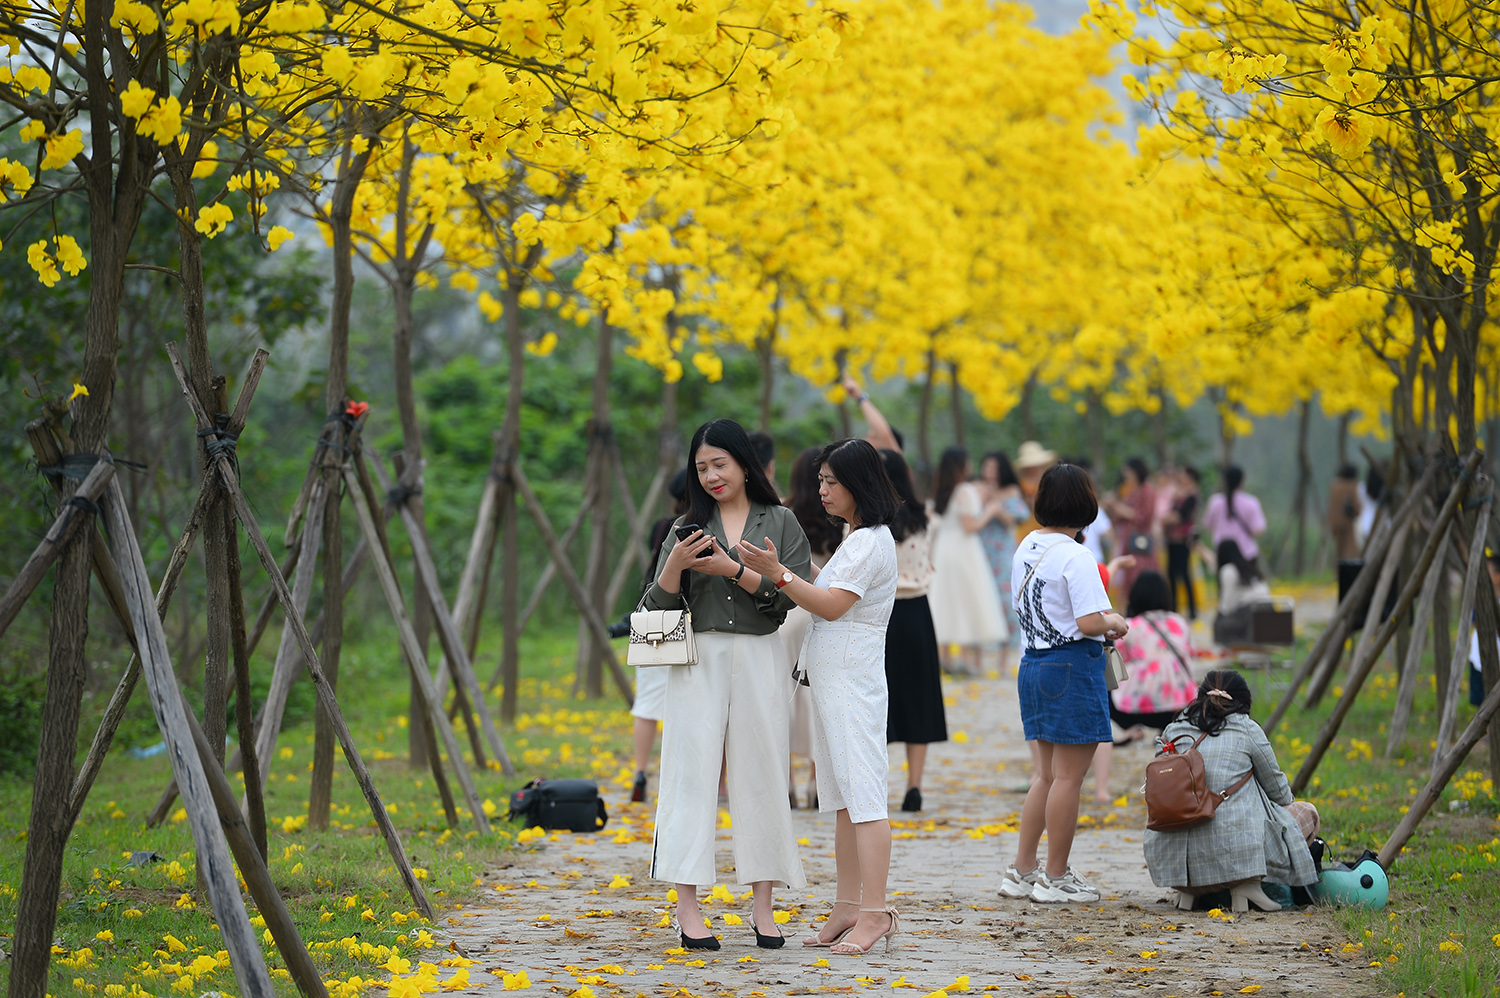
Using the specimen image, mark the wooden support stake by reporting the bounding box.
[251,475,326,790]
[512,461,635,707]
[1433,495,1491,767]
[369,452,514,777]
[177,691,326,998]
[1380,653,1500,868]
[1384,521,1449,758]
[98,475,275,998]
[1291,452,1480,794]
[603,464,669,616]
[0,460,114,640]
[1306,519,1412,709]
[70,350,269,823]
[347,451,460,827]
[1265,458,1440,734]
[481,480,597,694]
[341,461,493,833]
[166,345,434,919]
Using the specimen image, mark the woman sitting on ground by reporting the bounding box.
[1142,670,1320,913]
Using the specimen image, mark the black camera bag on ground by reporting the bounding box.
[507,778,608,832]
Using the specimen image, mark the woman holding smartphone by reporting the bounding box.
[740,439,901,956]
[645,419,813,950]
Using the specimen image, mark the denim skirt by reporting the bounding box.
[1017,639,1111,744]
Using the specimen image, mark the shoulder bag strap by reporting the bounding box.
[1218,769,1255,801]
[1018,538,1063,595]
[1143,614,1196,684]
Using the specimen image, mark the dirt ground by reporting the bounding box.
[445,669,1385,997]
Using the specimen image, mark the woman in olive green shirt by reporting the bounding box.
[645,419,812,950]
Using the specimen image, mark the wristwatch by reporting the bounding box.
[775,570,795,589]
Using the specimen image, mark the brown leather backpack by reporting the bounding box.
[1144,731,1254,832]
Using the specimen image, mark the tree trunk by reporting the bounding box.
[576,317,615,698]
[1152,387,1169,468]
[950,363,965,449]
[11,17,152,984]
[168,167,230,783]
[1020,372,1037,443]
[310,140,371,830]
[12,516,92,998]
[1293,399,1312,577]
[498,268,528,723]
[1337,412,1352,466]
[1086,391,1106,477]
[917,345,936,494]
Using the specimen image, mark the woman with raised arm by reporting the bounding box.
[739,439,901,956]
[645,419,812,951]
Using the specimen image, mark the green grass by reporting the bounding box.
[0,618,639,998]
[1256,640,1499,998]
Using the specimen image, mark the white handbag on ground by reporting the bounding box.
[627,599,698,667]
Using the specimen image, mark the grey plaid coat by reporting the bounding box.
[1142,714,1318,888]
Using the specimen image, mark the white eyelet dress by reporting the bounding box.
[802,525,899,823]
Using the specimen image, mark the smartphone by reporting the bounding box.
[675,523,714,557]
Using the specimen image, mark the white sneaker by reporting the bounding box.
[1030,868,1101,903]
[999,865,1042,898]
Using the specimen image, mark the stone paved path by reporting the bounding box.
[446,660,1381,997]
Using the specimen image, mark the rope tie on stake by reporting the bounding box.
[35,453,139,480]
[198,412,241,468]
[386,484,423,508]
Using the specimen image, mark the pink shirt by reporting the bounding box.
[1202,491,1266,560]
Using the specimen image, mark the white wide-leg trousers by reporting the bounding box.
[650,631,807,889]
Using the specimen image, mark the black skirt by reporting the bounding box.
[885,595,949,745]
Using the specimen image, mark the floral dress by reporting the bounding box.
[979,492,1031,649]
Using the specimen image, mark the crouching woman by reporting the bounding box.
[1143,670,1320,912]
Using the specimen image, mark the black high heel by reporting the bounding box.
[752,920,785,949]
[673,918,721,951]
[900,787,922,812]
[631,771,647,803]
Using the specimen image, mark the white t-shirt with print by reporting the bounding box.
[1010,531,1113,650]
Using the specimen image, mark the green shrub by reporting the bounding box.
[0,671,47,777]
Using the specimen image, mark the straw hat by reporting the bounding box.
[1014,441,1058,470]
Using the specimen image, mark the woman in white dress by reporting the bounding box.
[928,447,1006,675]
[739,439,901,956]
[781,446,844,809]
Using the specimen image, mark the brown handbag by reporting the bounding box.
[1143,731,1254,832]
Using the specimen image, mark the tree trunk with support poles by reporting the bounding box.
[310,138,372,830]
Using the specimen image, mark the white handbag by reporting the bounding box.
[627,603,698,667]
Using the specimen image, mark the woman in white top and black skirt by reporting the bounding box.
[740,439,902,956]
[879,448,947,813]
[998,464,1129,904]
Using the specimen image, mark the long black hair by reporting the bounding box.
[984,451,1019,489]
[684,419,783,530]
[819,438,899,530]
[1215,538,1262,584]
[933,447,969,514]
[880,448,928,543]
[788,445,842,558]
[1221,464,1245,524]
[1122,456,1150,486]
[1125,571,1173,618]
[1182,669,1252,736]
